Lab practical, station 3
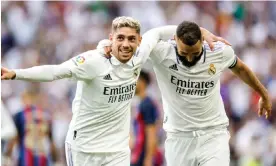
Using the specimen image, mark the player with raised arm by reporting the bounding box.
[148,21,272,166]
[1,16,229,166]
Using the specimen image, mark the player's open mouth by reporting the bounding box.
[120,50,132,56]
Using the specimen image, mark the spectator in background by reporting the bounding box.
[131,70,163,166]
[5,88,57,166]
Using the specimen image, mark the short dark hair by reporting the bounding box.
[176,21,202,46]
[139,70,151,86]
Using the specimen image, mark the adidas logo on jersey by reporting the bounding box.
[169,64,178,71]
[134,68,139,77]
[103,74,112,80]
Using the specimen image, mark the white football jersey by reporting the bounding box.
[149,41,237,132]
[65,48,152,152]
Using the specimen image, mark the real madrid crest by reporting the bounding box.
[208,64,216,75]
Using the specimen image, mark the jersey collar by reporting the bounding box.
[200,45,206,63]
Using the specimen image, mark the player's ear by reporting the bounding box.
[109,33,113,40]
[138,36,142,45]
[174,35,177,41]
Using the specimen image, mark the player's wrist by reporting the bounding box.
[261,96,270,103]
[260,90,269,101]
[11,71,16,80]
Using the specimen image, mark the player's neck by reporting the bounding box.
[111,52,129,64]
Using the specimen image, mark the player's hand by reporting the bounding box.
[97,39,112,58]
[258,97,272,119]
[104,46,112,57]
[1,67,16,80]
[201,28,231,51]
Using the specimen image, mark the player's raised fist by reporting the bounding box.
[1,67,16,80]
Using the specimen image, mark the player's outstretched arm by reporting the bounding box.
[230,58,272,119]
[2,52,99,82]
[1,64,72,82]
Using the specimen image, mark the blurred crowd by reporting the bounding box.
[1,1,276,166]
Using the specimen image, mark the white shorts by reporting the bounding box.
[165,128,230,166]
[65,143,130,166]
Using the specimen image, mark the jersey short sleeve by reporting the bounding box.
[63,51,101,81]
[221,45,238,71]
